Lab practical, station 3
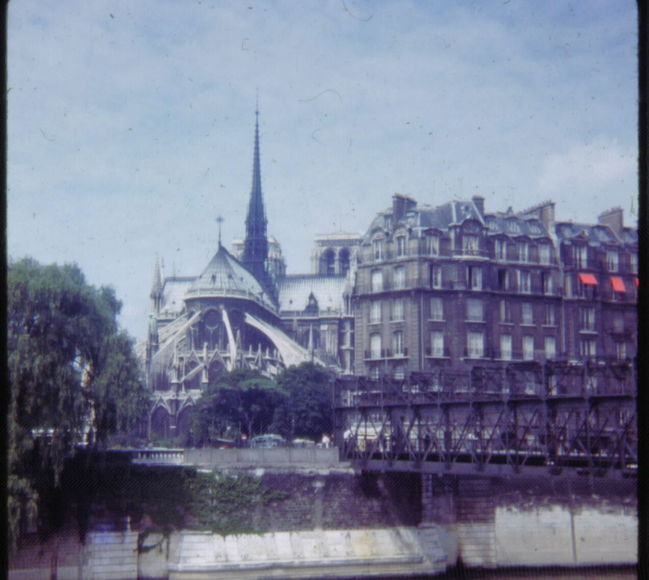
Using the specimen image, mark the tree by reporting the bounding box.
[272,362,334,441]
[191,369,287,445]
[7,258,149,549]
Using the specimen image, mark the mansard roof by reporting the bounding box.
[186,244,277,312]
[554,221,624,246]
[484,213,550,239]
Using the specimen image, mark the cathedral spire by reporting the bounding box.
[242,107,270,287]
[150,256,163,313]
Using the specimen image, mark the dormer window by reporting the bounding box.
[506,220,520,234]
[573,245,587,268]
[462,235,479,255]
[427,235,440,256]
[372,238,384,260]
[606,250,619,272]
[539,243,551,265]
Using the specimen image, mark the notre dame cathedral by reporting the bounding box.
[142,112,359,438]
[141,111,638,440]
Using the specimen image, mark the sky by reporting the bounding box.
[8,0,638,343]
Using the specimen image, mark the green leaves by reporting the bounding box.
[7,258,148,550]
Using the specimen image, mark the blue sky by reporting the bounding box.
[8,0,637,342]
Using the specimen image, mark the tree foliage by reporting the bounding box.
[7,257,148,549]
[191,369,287,445]
[272,362,334,441]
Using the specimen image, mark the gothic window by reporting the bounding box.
[392,331,404,355]
[467,332,484,358]
[371,269,383,292]
[391,298,405,321]
[500,334,513,360]
[430,297,444,321]
[430,331,445,357]
[466,299,484,322]
[394,266,406,289]
[396,235,407,257]
[369,300,382,324]
[522,335,535,360]
[544,336,556,359]
[339,248,350,275]
[521,302,533,325]
[321,248,335,275]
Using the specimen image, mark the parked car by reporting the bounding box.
[249,434,286,448]
[291,438,316,448]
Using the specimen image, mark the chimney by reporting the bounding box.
[392,193,417,224]
[472,195,485,217]
[539,202,555,230]
[598,207,624,236]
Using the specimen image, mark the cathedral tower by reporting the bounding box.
[242,109,273,296]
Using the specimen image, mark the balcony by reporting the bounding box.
[364,348,409,360]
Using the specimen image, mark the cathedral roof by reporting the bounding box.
[186,244,276,312]
[278,275,348,314]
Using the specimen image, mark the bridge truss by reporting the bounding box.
[333,359,636,479]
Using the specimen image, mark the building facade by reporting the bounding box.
[141,115,637,439]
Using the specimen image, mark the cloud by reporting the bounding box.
[538,138,635,193]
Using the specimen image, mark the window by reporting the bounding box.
[539,244,551,265]
[392,331,404,355]
[430,331,445,357]
[370,334,382,358]
[463,235,479,255]
[393,365,405,379]
[495,239,507,260]
[573,245,587,268]
[467,332,484,358]
[518,242,529,263]
[580,338,596,358]
[396,236,407,257]
[499,300,512,323]
[427,235,439,256]
[616,342,627,360]
[430,297,444,321]
[544,305,556,326]
[391,298,404,321]
[371,269,383,292]
[500,334,513,360]
[630,253,638,274]
[612,313,624,333]
[523,335,535,360]
[579,307,596,331]
[370,366,380,380]
[370,300,382,323]
[372,238,383,260]
[497,269,510,291]
[541,271,553,295]
[519,271,531,294]
[429,265,441,289]
[544,336,556,359]
[521,302,533,325]
[466,298,484,322]
[394,266,405,289]
[565,274,572,297]
[606,251,619,272]
[467,266,482,290]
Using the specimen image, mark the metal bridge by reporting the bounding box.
[333,359,636,480]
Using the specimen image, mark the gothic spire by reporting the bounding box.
[242,108,270,287]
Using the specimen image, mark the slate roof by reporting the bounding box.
[278,275,349,314]
[159,277,195,315]
[186,244,277,312]
[553,222,622,246]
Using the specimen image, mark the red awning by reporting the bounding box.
[578,273,598,286]
[635,278,639,288]
[610,277,625,293]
